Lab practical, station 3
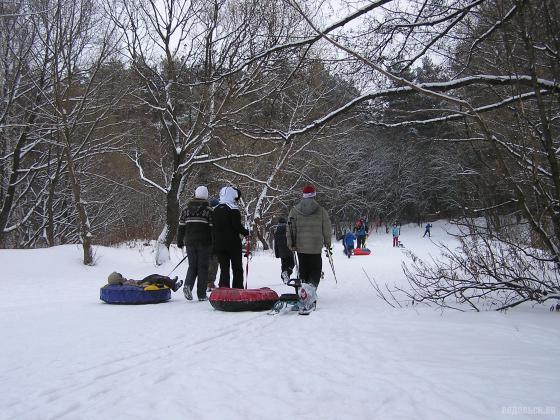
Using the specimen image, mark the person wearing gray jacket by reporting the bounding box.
[286,183,332,314]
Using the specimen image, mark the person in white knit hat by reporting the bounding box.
[177,185,213,301]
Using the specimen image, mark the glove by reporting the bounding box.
[324,245,333,256]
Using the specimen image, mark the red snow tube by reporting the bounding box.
[209,287,279,312]
[353,248,371,255]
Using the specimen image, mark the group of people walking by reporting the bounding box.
[176,185,248,301]
[341,217,369,258]
[178,183,332,313]
[177,182,432,310]
[340,219,433,253]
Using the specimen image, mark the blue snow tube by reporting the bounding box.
[100,284,171,304]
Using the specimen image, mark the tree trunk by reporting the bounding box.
[64,143,93,265]
[256,225,269,251]
[44,152,63,247]
[155,171,182,265]
[44,188,55,247]
[0,135,22,247]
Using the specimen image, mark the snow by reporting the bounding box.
[1,221,559,420]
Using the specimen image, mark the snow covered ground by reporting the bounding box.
[1,221,558,420]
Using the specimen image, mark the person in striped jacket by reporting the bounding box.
[177,186,213,301]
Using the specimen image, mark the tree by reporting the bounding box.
[0,0,53,247]
[109,0,317,264]
[41,0,124,264]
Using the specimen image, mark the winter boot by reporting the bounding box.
[183,285,193,301]
[298,283,317,315]
[172,277,183,292]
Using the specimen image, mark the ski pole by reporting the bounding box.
[293,250,300,280]
[325,246,338,283]
[167,253,188,277]
[244,233,251,289]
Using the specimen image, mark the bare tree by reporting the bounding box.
[38,0,124,263]
[0,1,53,247]
[108,0,315,263]
[212,55,363,249]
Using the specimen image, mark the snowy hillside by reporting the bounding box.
[0,221,558,420]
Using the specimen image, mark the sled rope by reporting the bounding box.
[167,254,188,277]
[245,232,251,289]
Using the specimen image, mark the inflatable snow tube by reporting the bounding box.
[209,287,279,312]
[353,248,371,255]
[100,284,171,304]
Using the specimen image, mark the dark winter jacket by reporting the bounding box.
[287,198,331,254]
[212,204,249,252]
[177,198,213,248]
[354,219,369,234]
[355,226,367,238]
[273,223,292,259]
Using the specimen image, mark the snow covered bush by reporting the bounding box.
[398,219,560,311]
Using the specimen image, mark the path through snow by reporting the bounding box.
[0,221,558,419]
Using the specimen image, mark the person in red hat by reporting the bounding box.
[287,183,332,314]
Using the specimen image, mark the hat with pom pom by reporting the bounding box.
[195,186,209,200]
[302,184,316,198]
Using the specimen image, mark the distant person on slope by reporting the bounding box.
[354,218,368,249]
[287,183,332,315]
[392,223,400,247]
[177,186,213,301]
[423,223,433,238]
[273,217,295,283]
[343,230,356,258]
[213,186,249,289]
